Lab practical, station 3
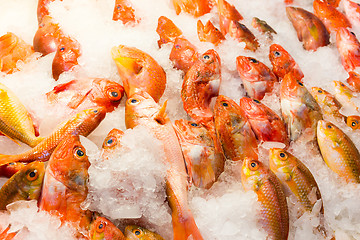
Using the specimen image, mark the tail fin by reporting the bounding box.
[172,211,204,240]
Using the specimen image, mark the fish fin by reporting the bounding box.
[67,90,91,109]
[29,137,45,148]
[0,131,21,146]
[172,211,204,240]
[52,80,77,93]
[154,100,168,124]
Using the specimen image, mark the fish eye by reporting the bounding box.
[297,81,303,86]
[111,91,118,97]
[249,160,259,170]
[190,122,198,127]
[318,89,322,93]
[103,136,116,148]
[74,147,86,159]
[273,51,281,57]
[60,47,65,51]
[341,83,345,87]
[133,228,143,236]
[351,31,356,36]
[130,99,138,104]
[96,221,106,233]
[279,152,287,160]
[349,119,359,129]
[26,169,39,181]
[249,58,258,63]
[108,89,122,101]
[222,102,228,107]
[175,44,181,49]
[253,99,260,104]
[327,124,332,129]
[203,54,210,60]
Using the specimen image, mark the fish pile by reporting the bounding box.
[1,0,360,239]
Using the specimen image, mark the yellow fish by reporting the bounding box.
[124,225,165,240]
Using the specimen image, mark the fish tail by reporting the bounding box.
[172,211,203,240]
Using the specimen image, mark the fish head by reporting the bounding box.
[17,161,45,199]
[89,216,125,240]
[197,49,221,75]
[214,95,247,128]
[33,16,60,55]
[336,28,360,51]
[156,16,182,47]
[169,37,198,72]
[280,72,304,99]
[241,158,265,191]
[91,78,125,112]
[317,120,340,142]
[174,119,212,145]
[268,148,292,174]
[269,44,295,78]
[101,128,125,159]
[124,225,164,240]
[74,107,107,135]
[197,20,225,45]
[236,56,268,81]
[333,80,354,97]
[310,87,329,104]
[239,97,266,118]
[346,115,360,130]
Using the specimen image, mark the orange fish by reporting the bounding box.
[0,227,17,240]
[313,0,351,33]
[89,216,126,240]
[239,97,288,145]
[343,0,360,26]
[111,45,166,102]
[214,95,258,162]
[346,115,360,129]
[174,119,225,189]
[101,128,125,159]
[286,6,330,51]
[326,0,341,7]
[125,91,204,240]
[197,20,225,46]
[236,56,278,100]
[169,37,199,74]
[0,32,34,74]
[217,0,243,36]
[0,107,106,166]
[39,135,92,232]
[52,36,81,80]
[156,16,183,48]
[336,27,360,73]
[124,225,165,240]
[112,0,139,25]
[251,17,277,40]
[310,87,344,121]
[241,158,289,240]
[347,71,360,92]
[182,49,221,127]
[172,0,212,17]
[284,0,293,4]
[228,21,259,52]
[46,78,125,112]
[269,44,304,80]
[37,0,62,24]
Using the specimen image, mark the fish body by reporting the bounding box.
[0,107,106,166]
[169,37,199,73]
[280,73,323,142]
[101,128,125,159]
[336,27,360,73]
[317,120,360,183]
[333,80,360,113]
[313,0,351,33]
[343,0,360,26]
[197,20,225,46]
[0,161,45,210]
[214,95,258,162]
[39,135,92,231]
[269,148,322,213]
[174,119,224,189]
[228,21,259,52]
[89,216,126,240]
[239,97,288,145]
[251,17,277,40]
[181,49,221,127]
[236,56,278,100]
[33,16,62,56]
[172,0,212,17]
[241,158,289,240]
[46,78,125,112]
[125,91,203,240]
[111,45,166,102]
[113,0,138,25]
[0,32,34,74]
[217,0,243,36]
[286,6,330,51]
[156,16,183,47]
[269,44,304,80]
[124,225,165,240]
[311,87,344,121]
[0,82,43,147]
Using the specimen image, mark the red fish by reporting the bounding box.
[286,6,330,51]
[336,27,360,73]
[169,37,199,74]
[343,0,360,26]
[46,78,124,112]
[0,162,25,178]
[172,0,212,17]
[228,21,259,52]
[251,17,277,41]
[156,16,183,47]
[217,0,243,36]
[239,97,288,145]
[313,0,351,33]
[112,0,139,25]
[37,0,62,24]
[347,71,360,92]
[89,216,126,240]
[269,44,304,80]
[182,49,221,128]
[197,20,225,46]
[236,56,278,100]
[101,128,125,160]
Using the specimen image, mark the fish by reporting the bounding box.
[325,0,341,7]
[101,128,125,159]
[46,78,125,112]
[111,45,166,103]
[251,17,277,40]
[239,97,288,145]
[241,158,289,240]
[333,80,360,113]
[336,28,360,73]
[280,72,323,142]
[269,148,322,213]
[181,49,221,128]
[269,44,304,80]
[124,225,165,240]
[346,115,360,130]
[39,135,92,232]
[156,16,183,48]
[112,0,139,25]
[174,119,225,189]
[310,87,344,121]
[0,82,44,147]
[228,21,259,52]
[0,32,34,74]
[236,56,278,100]
[317,120,360,183]
[52,36,81,80]
[169,37,199,73]
[286,6,330,51]
[37,0,62,24]
[343,0,360,27]
[89,216,126,240]
[197,20,225,46]
[313,0,351,33]
[0,161,45,210]
[347,71,360,92]
[125,91,204,240]
[214,95,258,162]
[0,107,106,166]
[172,0,212,17]
[0,162,25,178]
[0,227,17,240]
[217,0,243,36]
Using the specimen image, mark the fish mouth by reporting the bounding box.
[111,46,143,77]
